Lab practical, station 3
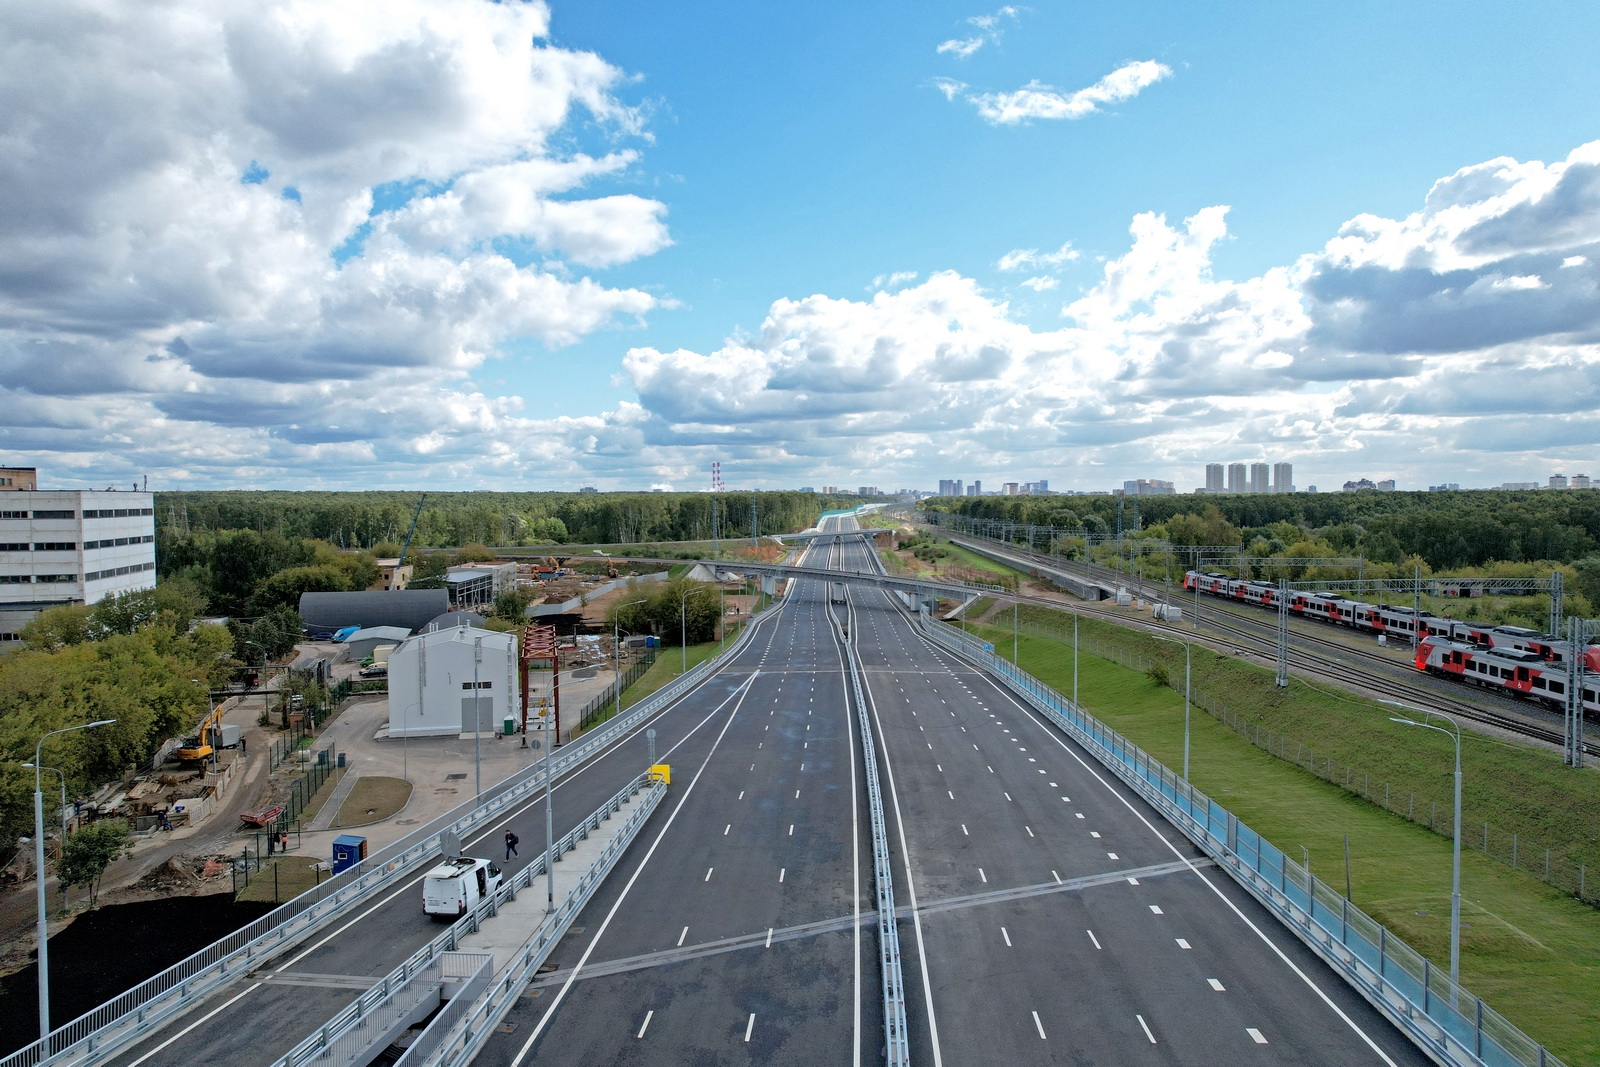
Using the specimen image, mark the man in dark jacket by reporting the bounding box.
[504,830,519,861]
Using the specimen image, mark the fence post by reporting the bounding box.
[1512,834,1518,869]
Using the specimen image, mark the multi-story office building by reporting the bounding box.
[1227,463,1247,493]
[967,481,981,496]
[1205,464,1224,492]
[938,479,962,497]
[1249,463,1270,494]
[1122,479,1176,496]
[1273,462,1294,494]
[1,488,156,644]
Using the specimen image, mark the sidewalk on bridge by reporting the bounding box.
[452,783,656,983]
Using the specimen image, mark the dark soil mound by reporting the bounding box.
[0,892,273,1055]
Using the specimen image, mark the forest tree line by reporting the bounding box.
[153,490,864,550]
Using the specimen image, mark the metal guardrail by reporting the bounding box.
[412,776,670,1067]
[918,615,1567,1067]
[264,775,654,1067]
[390,952,493,1067]
[9,599,783,1067]
[837,591,912,1066]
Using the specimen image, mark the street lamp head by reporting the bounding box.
[88,719,116,728]
[1389,716,1420,726]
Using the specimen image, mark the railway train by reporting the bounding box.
[1182,570,1600,715]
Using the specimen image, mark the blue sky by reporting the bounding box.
[4,0,1600,492]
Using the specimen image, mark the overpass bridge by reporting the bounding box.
[6,519,1564,1067]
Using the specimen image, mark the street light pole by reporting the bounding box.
[32,719,115,1045]
[1150,633,1192,781]
[1385,701,1463,985]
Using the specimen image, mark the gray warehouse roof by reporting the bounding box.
[299,589,450,633]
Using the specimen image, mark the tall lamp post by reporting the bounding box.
[678,588,696,676]
[1148,633,1192,781]
[1384,700,1463,985]
[614,599,648,723]
[32,719,115,1044]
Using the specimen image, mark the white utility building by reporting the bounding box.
[387,620,520,739]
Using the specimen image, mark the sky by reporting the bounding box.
[4,0,1600,494]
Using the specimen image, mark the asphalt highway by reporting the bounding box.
[837,528,1432,1066]
[96,561,814,1067]
[475,530,877,1066]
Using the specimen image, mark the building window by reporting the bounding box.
[0,633,18,642]
[0,543,26,551]
[0,511,25,519]
[31,510,74,519]
[460,681,493,690]
[35,574,77,583]
[0,575,30,584]
[33,542,77,551]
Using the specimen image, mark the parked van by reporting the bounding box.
[422,856,503,921]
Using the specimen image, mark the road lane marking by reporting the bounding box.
[1075,813,1084,818]
[1032,1011,1047,1040]
[978,868,987,883]
[1087,929,1102,950]
[936,764,943,772]
[745,1013,756,1042]
[724,824,731,835]
[961,824,968,835]
[1052,870,1062,883]
[1149,905,1163,914]
[1176,938,1190,949]
[1001,927,1012,946]
[1137,1015,1157,1043]
[1025,826,1034,837]
[1004,792,1012,801]
[766,927,774,948]
[636,1009,654,1038]
[795,789,801,798]
[678,926,689,946]
[738,791,744,799]
[1090,832,1101,838]
[1208,979,1226,991]
[1127,877,1139,885]
[789,824,794,835]
[1248,1028,1268,1044]
[124,982,262,1067]
[705,867,714,882]
[948,790,955,799]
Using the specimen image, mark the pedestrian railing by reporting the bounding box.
[263,774,656,1067]
[404,774,668,1067]
[918,613,1567,1067]
[7,598,784,1067]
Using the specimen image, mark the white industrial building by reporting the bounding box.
[1,484,156,645]
[386,620,521,738]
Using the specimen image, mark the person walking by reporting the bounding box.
[504,830,519,861]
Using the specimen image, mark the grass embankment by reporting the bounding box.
[237,856,324,904]
[334,777,413,827]
[964,615,1600,1062]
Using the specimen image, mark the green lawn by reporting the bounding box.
[965,619,1600,1063]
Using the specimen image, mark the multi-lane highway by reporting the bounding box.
[467,517,1432,1066]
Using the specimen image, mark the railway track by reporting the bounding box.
[933,532,1600,759]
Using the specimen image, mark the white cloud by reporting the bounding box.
[931,77,968,102]
[869,271,920,291]
[935,6,1019,59]
[0,0,672,486]
[1020,276,1058,291]
[997,241,1078,272]
[965,61,1173,125]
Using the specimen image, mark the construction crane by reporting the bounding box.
[391,494,427,590]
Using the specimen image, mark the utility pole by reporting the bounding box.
[1276,578,1290,688]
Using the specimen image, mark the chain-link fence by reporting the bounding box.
[1005,617,1598,906]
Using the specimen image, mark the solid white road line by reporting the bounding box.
[507,672,760,1067]
[124,982,263,1067]
[1137,1014,1157,1043]
[636,1010,653,1038]
[1032,1010,1047,1040]
[987,678,1403,1067]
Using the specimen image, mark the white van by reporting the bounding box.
[422,856,504,921]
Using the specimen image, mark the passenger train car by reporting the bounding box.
[1182,570,1598,713]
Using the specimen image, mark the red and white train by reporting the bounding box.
[1182,570,1600,714]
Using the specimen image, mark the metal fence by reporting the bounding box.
[575,647,658,732]
[2,595,783,1067]
[925,615,1567,1067]
[1001,617,1598,905]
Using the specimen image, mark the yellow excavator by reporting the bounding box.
[177,702,228,763]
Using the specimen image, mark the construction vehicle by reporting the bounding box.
[176,703,238,763]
